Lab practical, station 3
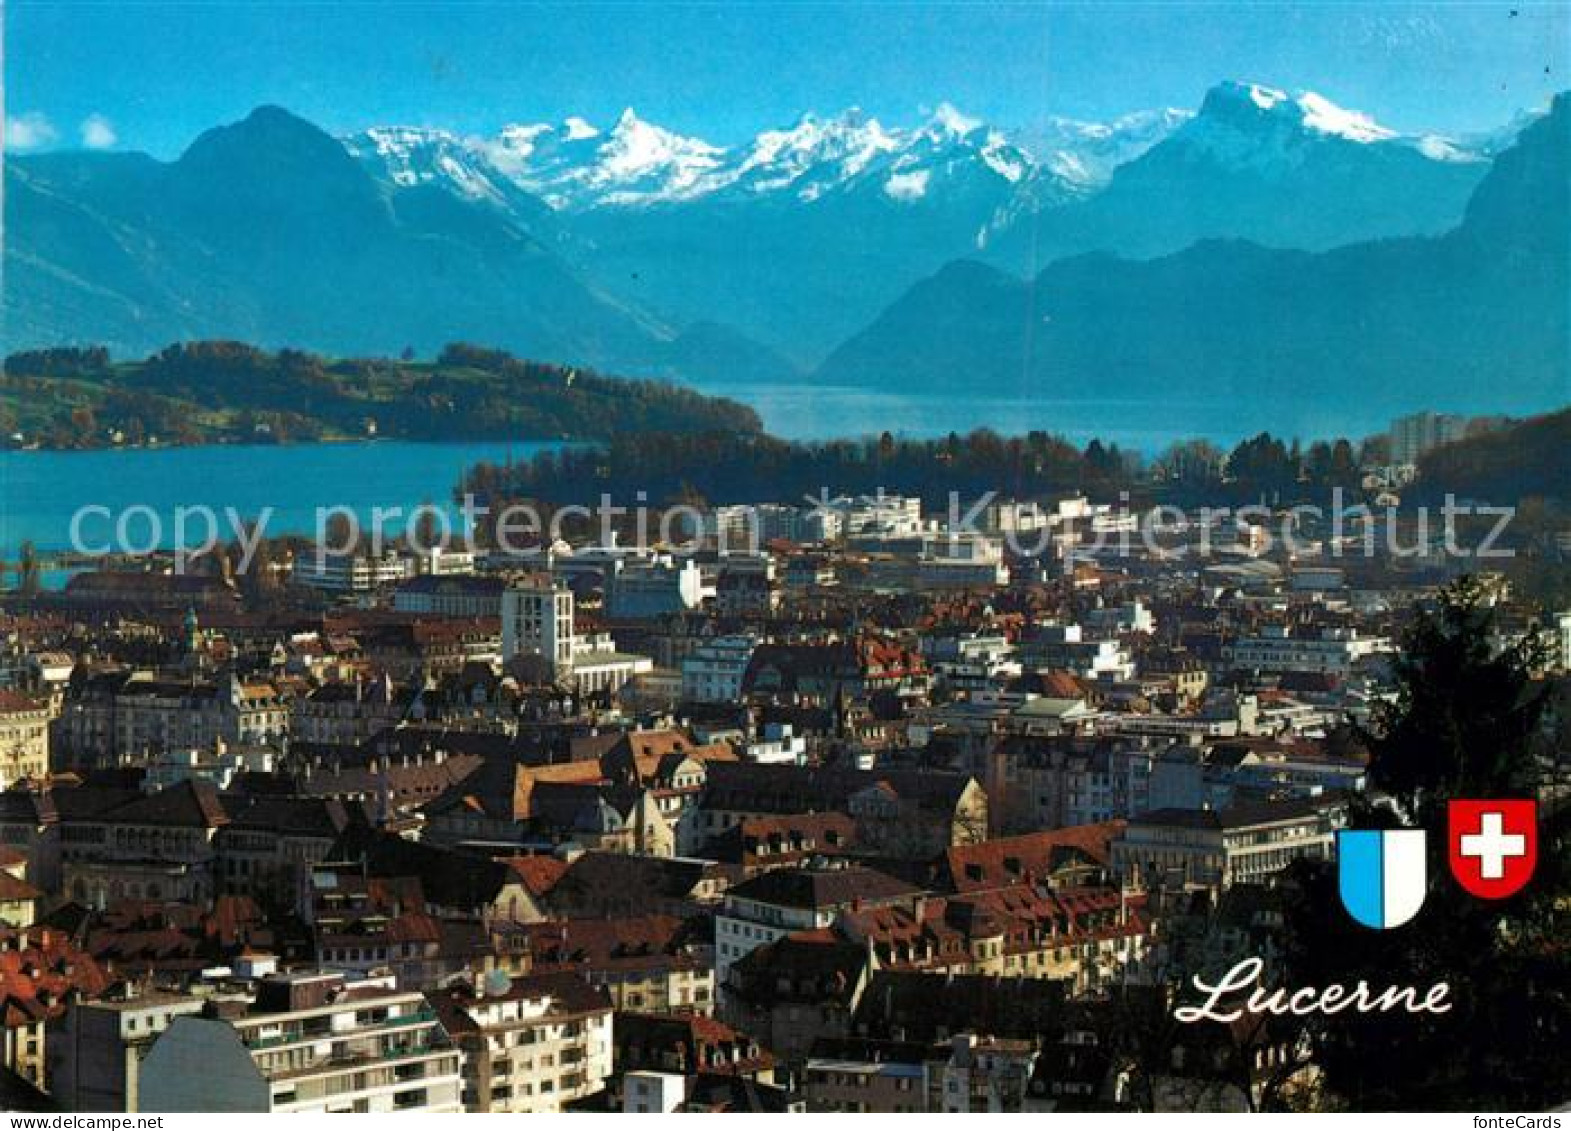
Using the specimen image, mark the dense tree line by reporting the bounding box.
[1414,407,1571,505]
[0,341,759,448]
[462,427,1139,508]
[2,346,111,378]
[464,423,1393,510]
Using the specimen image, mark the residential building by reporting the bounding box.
[0,691,51,786]
[429,971,613,1113]
[502,574,577,673]
[392,574,506,617]
[520,914,714,1015]
[1111,800,1342,892]
[607,557,706,619]
[624,1070,687,1113]
[292,552,412,593]
[48,989,206,1112]
[139,971,463,1113]
[714,866,918,985]
[930,1033,1039,1113]
[681,635,758,703]
[804,1038,926,1113]
[1389,410,1466,465]
[1227,624,1392,677]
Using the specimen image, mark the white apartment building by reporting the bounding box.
[740,722,808,766]
[502,575,577,671]
[414,546,477,576]
[681,635,759,703]
[832,494,924,538]
[625,1071,687,1113]
[1227,624,1392,676]
[502,576,653,695]
[292,552,413,593]
[1023,624,1136,682]
[1389,410,1466,465]
[430,972,613,1114]
[918,532,1009,589]
[139,972,463,1112]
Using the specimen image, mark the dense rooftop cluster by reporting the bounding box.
[0,481,1565,1113]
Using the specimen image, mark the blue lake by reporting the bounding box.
[0,386,1378,561]
[0,440,557,556]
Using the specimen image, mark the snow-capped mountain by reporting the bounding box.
[346,103,1068,361]
[818,93,1571,426]
[1172,80,1496,170]
[348,103,1055,213]
[7,84,1550,389]
[981,80,1498,270]
[1013,107,1192,186]
[476,110,728,208]
[344,125,511,202]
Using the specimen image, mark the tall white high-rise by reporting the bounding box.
[501,574,577,672]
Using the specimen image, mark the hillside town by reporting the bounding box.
[0,456,1566,1114]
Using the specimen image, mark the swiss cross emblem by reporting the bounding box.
[1447,799,1537,900]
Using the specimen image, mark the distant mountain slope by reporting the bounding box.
[815,93,1571,429]
[350,106,1066,364]
[983,82,1492,271]
[3,88,1540,385]
[345,87,1505,364]
[2,107,790,383]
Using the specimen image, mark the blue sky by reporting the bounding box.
[6,2,1567,156]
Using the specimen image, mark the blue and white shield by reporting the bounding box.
[1337,828,1428,930]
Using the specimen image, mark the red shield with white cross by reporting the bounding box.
[1448,799,1537,900]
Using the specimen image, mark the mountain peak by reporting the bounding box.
[180,104,359,173]
[1197,81,1395,143]
[925,102,984,138]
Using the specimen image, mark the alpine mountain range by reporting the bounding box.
[5,79,1568,422]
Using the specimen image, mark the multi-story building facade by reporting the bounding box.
[0,690,51,785]
[1389,410,1467,465]
[501,574,577,672]
[714,866,919,986]
[429,971,613,1113]
[56,671,289,767]
[61,780,230,906]
[48,989,206,1112]
[1021,624,1136,682]
[392,574,506,618]
[521,915,714,1016]
[1111,799,1341,892]
[606,557,705,619]
[291,551,413,593]
[681,635,758,703]
[1227,624,1392,677]
[139,972,463,1113]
